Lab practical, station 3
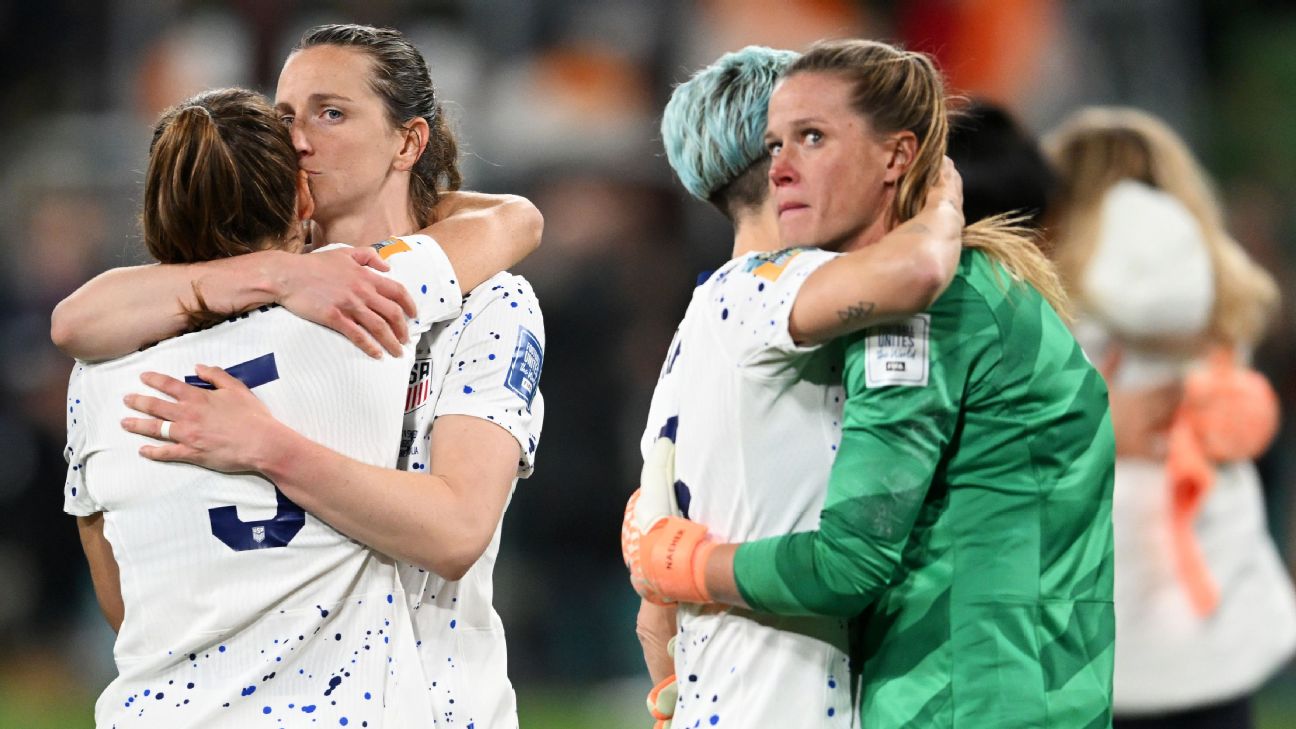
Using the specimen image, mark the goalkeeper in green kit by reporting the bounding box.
[624,39,1116,727]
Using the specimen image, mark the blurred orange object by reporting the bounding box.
[1184,348,1280,463]
[1166,348,1280,616]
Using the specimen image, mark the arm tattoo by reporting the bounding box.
[837,301,877,324]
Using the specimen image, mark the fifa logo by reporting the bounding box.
[252,526,266,544]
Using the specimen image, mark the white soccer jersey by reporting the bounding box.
[63,235,460,728]
[640,248,854,729]
[395,273,545,729]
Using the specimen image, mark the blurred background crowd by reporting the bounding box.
[1,0,1294,726]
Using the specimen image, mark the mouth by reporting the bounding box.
[778,202,808,216]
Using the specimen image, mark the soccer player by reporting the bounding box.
[628,46,966,728]
[626,39,1116,727]
[55,25,543,729]
[66,87,502,727]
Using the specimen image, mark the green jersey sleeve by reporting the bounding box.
[733,283,1001,617]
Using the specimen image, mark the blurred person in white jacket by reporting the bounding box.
[1045,106,1295,729]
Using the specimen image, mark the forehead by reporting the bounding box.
[767,72,862,129]
[275,45,378,105]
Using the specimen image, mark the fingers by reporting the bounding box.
[362,274,413,340]
[349,246,392,272]
[372,273,418,319]
[192,365,250,393]
[139,371,194,401]
[352,307,405,357]
[139,443,200,463]
[122,416,175,442]
[331,316,384,359]
[123,392,184,423]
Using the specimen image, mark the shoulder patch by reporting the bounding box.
[372,238,411,259]
[863,314,930,387]
[741,247,808,282]
[504,325,543,409]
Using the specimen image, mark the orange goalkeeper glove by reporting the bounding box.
[622,437,715,605]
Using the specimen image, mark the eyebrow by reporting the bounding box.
[276,93,355,111]
[764,117,828,140]
[785,116,828,127]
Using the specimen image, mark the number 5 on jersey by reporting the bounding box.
[186,353,306,551]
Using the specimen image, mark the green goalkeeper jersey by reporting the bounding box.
[733,248,1116,727]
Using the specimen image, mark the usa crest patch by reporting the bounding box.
[405,358,433,412]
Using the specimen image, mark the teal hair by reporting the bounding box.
[661,46,798,203]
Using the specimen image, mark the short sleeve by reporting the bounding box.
[368,235,465,336]
[433,275,545,477]
[703,248,839,370]
[63,363,102,517]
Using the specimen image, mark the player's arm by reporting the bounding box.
[49,193,541,361]
[787,158,964,345]
[121,364,518,579]
[628,314,978,616]
[261,413,520,580]
[430,191,543,292]
[637,599,677,684]
[77,513,124,632]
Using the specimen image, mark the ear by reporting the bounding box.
[295,168,315,221]
[393,117,430,172]
[883,131,919,184]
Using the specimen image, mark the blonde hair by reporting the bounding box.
[1043,107,1278,347]
[788,39,1070,315]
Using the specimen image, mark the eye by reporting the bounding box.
[278,115,294,126]
[802,129,824,145]
[321,108,344,121]
[766,140,783,156]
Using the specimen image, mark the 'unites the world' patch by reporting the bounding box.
[505,326,543,409]
[864,314,930,387]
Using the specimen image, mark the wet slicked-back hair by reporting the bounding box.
[297,23,460,228]
[661,46,798,220]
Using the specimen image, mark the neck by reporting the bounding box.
[730,200,782,258]
[838,191,898,253]
[314,178,419,246]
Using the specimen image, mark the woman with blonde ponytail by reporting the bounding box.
[624,39,1116,727]
[1045,107,1294,729]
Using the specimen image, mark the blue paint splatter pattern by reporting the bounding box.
[393,270,545,727]
[635,248,852,727]
[57,236,482,727]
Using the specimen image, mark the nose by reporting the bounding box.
[289,119,311,157]
[769,149,798,187]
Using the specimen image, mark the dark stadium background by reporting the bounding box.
[1,1,1293,726]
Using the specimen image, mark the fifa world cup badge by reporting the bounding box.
[864,314,930,387]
